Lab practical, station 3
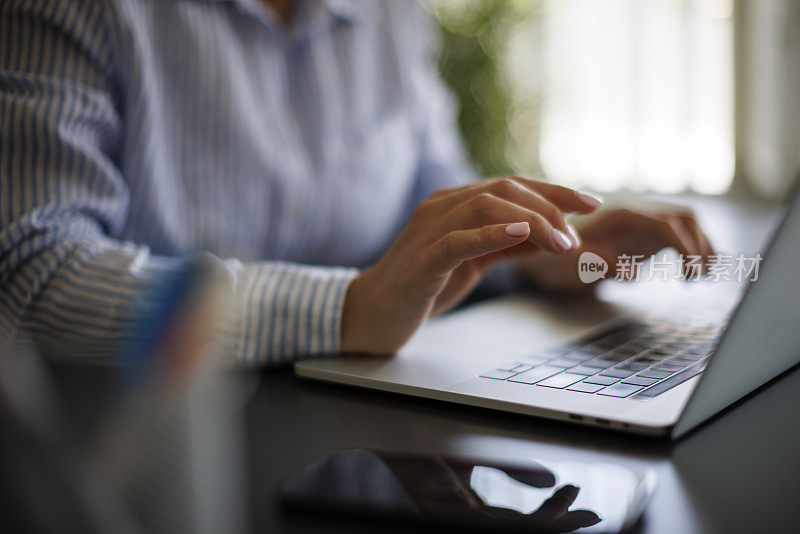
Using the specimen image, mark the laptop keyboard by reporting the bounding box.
[479,313,726,399]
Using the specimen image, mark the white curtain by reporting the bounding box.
[504,0,800,199]
[736,0,800,201]
[512,0,736,195]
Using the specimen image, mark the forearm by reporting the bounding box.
[7,233,358,366]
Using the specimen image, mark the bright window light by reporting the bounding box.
[504,0,735,194]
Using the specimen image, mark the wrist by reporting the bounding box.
[340,271,371,353]
[340,265,425,355]
[340,267,398,354]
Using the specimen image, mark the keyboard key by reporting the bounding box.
[637,363,706,398]
[565,365,598,376]
[561,349,598,361]
[536,346,575,359]
[522,356,552,365]
[598,383,643,398]
[599,368,636,379]
[679,353,707,361]
[583,358,616,369]
[567,382,606,394]
[510,363,535,373]
[622,376,659,387]
[592,336,625,349]
[578,345,607,355]
[479,369,517,380]
[652,363,685,372]
[607,347,641,358]
[507,365,563,385]
[618,342,649,354]
[537,373,585,389]
[637,369,672,380]
[661,343,689,352]
[497,361,524,371]
[592,323,638,340]
[649,348,674,357]
[617,362,648,372]
[546,358,580,368]
[603,351,632,362]
[583,375,620,386]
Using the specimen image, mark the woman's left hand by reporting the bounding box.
[516,202,716,294]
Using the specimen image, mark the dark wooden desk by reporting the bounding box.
[248,364,800,534]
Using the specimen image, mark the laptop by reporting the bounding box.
[295,187,800,438]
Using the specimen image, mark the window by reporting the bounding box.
[437,0,735,195]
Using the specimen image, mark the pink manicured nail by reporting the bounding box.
[566,224,581,248]
[505,222,530,237]
[552,229,573,251]
[577,191,603,208]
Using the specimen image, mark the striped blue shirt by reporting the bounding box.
[0,0,474,365]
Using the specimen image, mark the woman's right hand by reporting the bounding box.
[340,176,603,355]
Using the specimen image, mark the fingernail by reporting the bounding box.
[566,224,581,248]
[505,222,530,237]
[552,229,573,251]
[577,191,603,208]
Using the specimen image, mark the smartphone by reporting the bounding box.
[280,449,656,533]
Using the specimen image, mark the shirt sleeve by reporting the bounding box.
[0,1,357,366]
[408,4,478,204]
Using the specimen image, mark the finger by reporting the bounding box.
[555,510,603,532]
[667,217,702,277]
[478,240,542,267]
[671,216,704,253]
[508,175,604,214]
[447,193,577,254]
[660,216,710,279]
[677,216,713,275]
[681,214,716,260]
[430,176,602,226]
[486,178,570,230]
[427,222,532,275]
[533,484,579,521]
[457,241,541,278]
[644,215,699,259]
[428,184,465,199]
[429,265,480,317]
[565,223,581,248]
[437,178,570,231]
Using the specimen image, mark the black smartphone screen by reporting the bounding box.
[280,449,655,533]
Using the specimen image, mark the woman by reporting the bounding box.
[0,0,712,364]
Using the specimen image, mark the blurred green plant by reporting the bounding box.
[435,0,542,178]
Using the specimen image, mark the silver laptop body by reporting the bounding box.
[296,189,800,438]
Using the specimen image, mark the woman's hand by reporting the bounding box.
[341,176,604,354]
[517,202,716,294]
